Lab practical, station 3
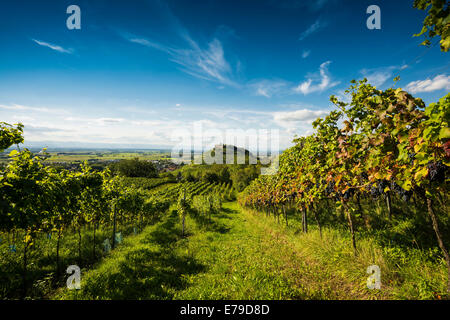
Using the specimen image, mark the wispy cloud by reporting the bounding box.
[301,50,311,58]
[120,1,239,90]
[0,104,68,115]
[269,0,337,12]
[117,106,157,115]
[273,109,329,123]
[309,0,336,11]
[32,39,73,54]
[360,64,408,87]
[334,89,352,103]
[294,61,340,94]
[24,125,71,133]
[174,38,237,87]
[125,33,238,87]
[128,38,169,52]
[248,79,289,98]
[272,107,330,136]
[405,74,450,93]
[299,20,327,41]
[2,99,326,150]
[64,116,125,125]
[97,118,124,124]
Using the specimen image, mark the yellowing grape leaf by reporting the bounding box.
[24,234,32,244]
[439,127,450,140]
[414,167,428,181]
[9,149,18,157]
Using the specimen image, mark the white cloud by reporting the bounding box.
[128,38,172,54]
[24,125,71,133]
[0,104,46,112]
[96,118,124,125]
[405,74,450,93]
[361,69,392,87]
[302,50,311,58]
[299,20,327,41]
[124,32,238,87]
[172,38,237,87]
[334,89,352,104]
[294,61,340,94]
[248,79,289,98]
[272,108,330,138]
[64,116,125,125]
[360,64,408,87]
[32,39,72,54]
[273,109,329,124]
[118,106,157,115]
[0,104,68,115]
[5,100,329,151]
[12,115,35,122]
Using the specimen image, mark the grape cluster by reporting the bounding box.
[427,161,447,183]
[377,179,389,195]
[325,181,335,196]
[408,152,416,165]
[370,184,381,198]
[341,187,355,200]
[369,179,389,198]
[391,181,413,202]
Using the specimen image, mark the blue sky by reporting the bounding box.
[0,0,449,150]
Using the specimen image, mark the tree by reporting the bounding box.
[108,158,158,178]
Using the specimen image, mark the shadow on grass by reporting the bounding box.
[75,210,206,299]
[0,227,126,299]
[80,247,206,299]
[144,210,183,246]
[190,210,231,234]
[221,206,239,215]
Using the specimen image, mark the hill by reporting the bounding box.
[200,144,259,165]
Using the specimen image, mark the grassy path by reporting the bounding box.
[175,202,386,299]
[56,202,389,299]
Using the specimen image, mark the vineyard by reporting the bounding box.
[1,0,449,302]
[240,82,450,295]
[0,125,231,299]
[1,85,449,299]
[1,81,449,300]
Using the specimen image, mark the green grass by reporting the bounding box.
[177,203,385,300]
[1,199,446,300]
[0,220,153,299]
[58,203,317,299]
[34,201,447,300]
[242,207,448,300]
[45,151,173,162]
[54,209,205,299]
